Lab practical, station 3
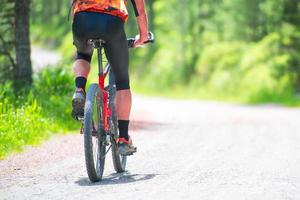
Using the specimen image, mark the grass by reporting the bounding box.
[0,67,79,159]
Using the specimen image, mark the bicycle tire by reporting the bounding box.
[107,75,127,173]
[111,109,127,173]
[84,83,106,182]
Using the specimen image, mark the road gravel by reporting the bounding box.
[1,96,300,200]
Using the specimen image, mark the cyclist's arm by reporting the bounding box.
[130,0,149,47]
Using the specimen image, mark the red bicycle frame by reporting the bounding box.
[96,41,112,133]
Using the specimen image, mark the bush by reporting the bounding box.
[196,41,246,93]
[0,67,78,159]
[0,100,49,158]
[33,67,76,130]
[194,33,298,104]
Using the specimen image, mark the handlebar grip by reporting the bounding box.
[127,32,155,48]
[144,32,155,44]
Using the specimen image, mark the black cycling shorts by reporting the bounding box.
[72,11,130,91]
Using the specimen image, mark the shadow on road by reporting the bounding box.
[75,172,158,186]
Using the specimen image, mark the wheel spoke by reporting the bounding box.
[101,145,112,159]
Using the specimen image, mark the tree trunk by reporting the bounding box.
[14,0,32,86]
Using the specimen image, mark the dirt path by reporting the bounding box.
[1,96,300,200]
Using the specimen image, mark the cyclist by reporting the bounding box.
[71,0,149,155]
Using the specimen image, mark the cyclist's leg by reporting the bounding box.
[71,12,101,119]
[71,51,92,118]
[104,19,132,142]
[72,12,96,91]
[72,51,92,91]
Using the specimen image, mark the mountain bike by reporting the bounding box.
[80,33,154,182]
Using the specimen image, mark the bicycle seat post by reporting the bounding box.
[89,39,106,89]
[96,40,104,77]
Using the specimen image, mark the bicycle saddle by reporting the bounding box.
[88,38,106,48]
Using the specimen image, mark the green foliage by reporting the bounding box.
[59,32,75,61]
[0,98,49,158]
[33,67,76,129]
[31,0,71,47]
[30,0,300,105]
[0,67,77,159]
[131,0,300,105]
[193,33,298,104]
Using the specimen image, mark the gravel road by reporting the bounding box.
[1,96,300,200]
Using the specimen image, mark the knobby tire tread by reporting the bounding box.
[84,83,105,182]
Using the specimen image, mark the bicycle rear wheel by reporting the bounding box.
[107,73,127,173]
[84,84,106,182]
[111,114,127,173]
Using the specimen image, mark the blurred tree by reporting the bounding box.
[14,0,32,86]
[0,0,15,82]
[0,0,32,88]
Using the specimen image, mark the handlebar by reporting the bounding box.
[127,32,155,48]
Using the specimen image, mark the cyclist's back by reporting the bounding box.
[72,0,128,21]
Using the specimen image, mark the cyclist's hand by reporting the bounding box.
[133,34,148,48]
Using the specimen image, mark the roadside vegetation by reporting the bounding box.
[0,67,77,159]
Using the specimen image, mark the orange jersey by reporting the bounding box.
[73,0,128,21]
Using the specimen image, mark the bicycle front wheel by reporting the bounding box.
[84,84,106,182]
